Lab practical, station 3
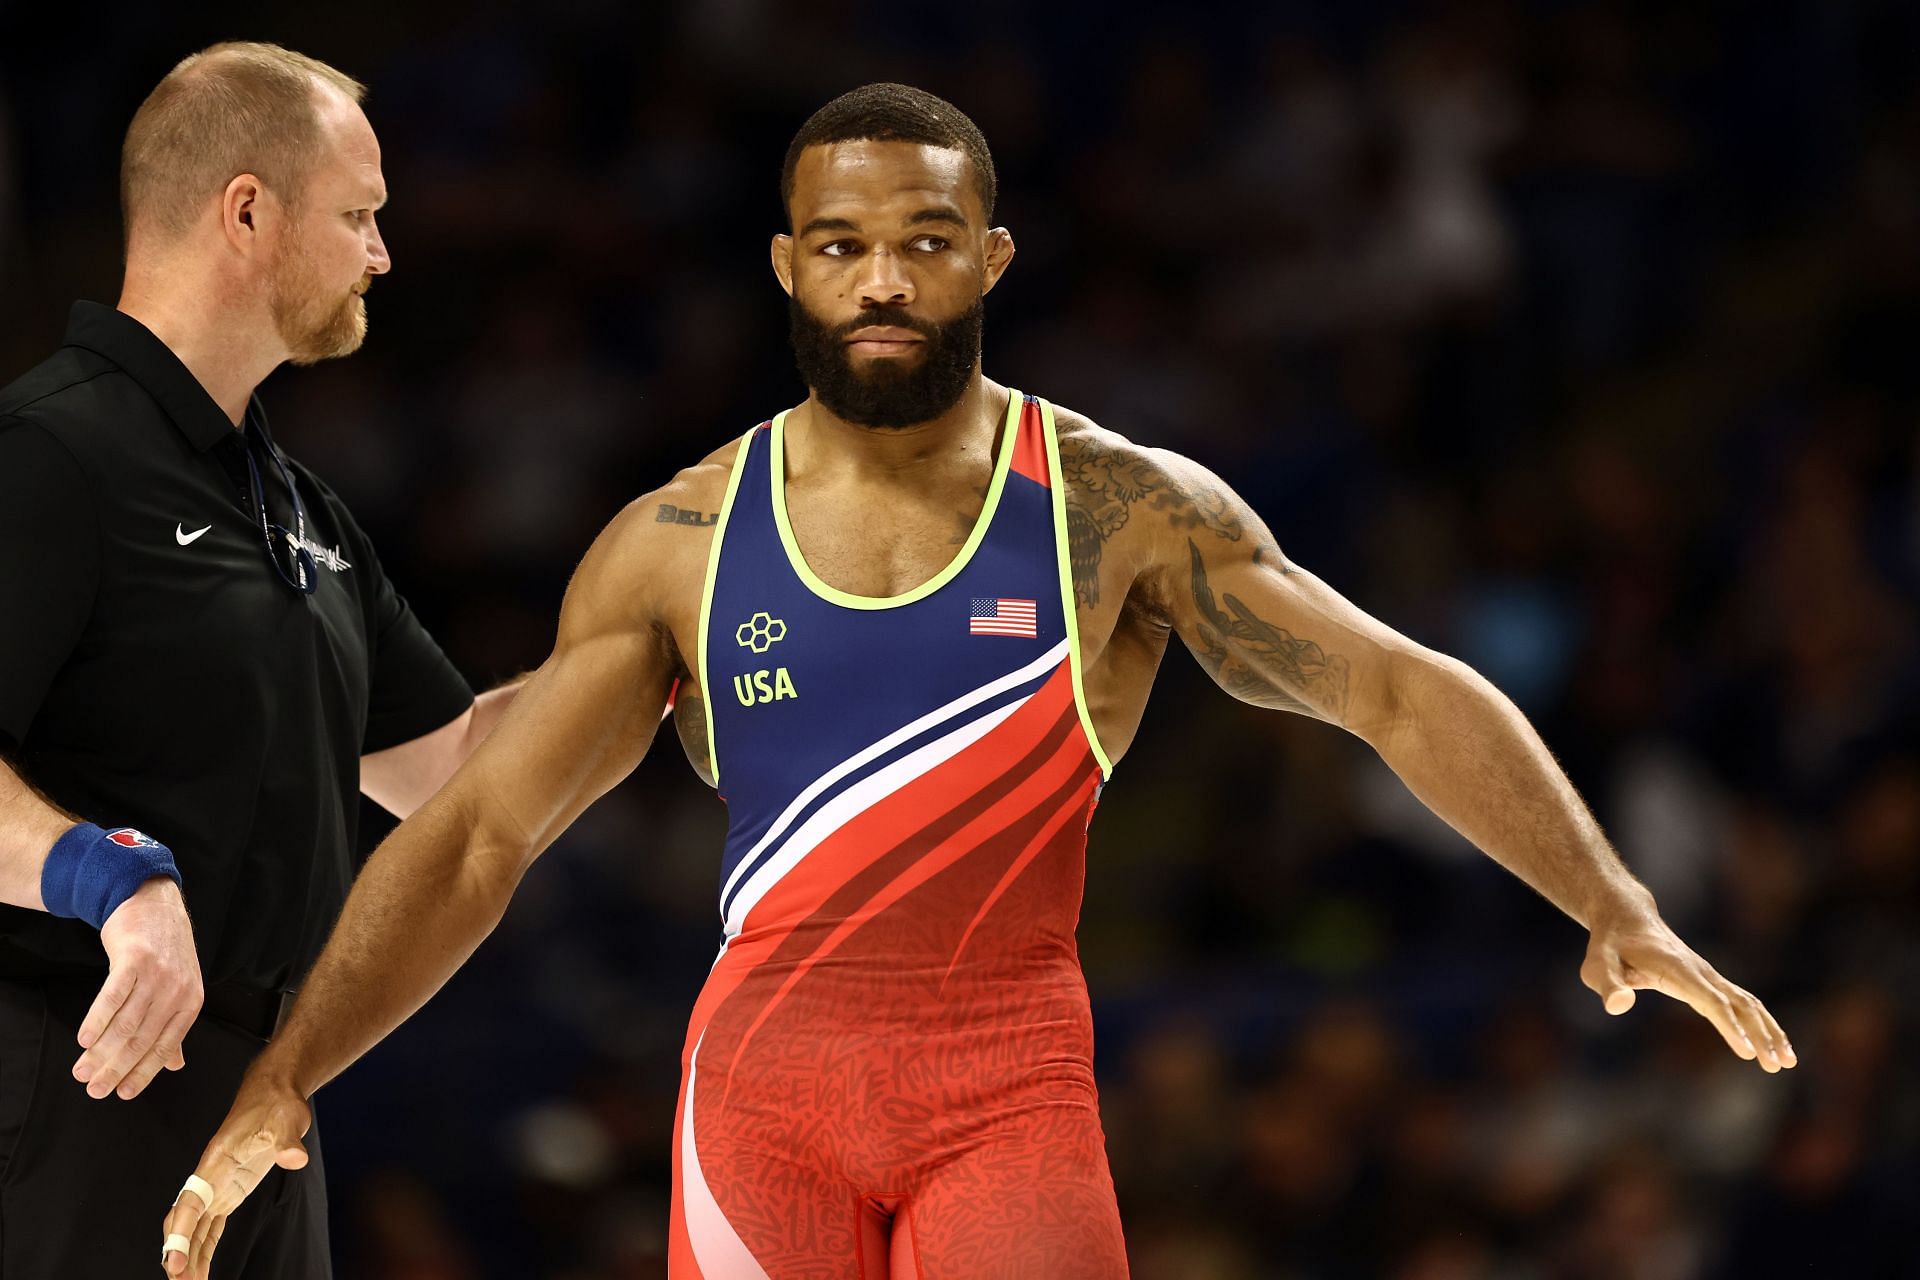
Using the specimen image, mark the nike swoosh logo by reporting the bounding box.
[175,523,212,546]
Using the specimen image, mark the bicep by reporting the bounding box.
[449,627,673,858]
[433,508,677,864]
[1150,465,1406,739]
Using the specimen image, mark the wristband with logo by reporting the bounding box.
[40,823,182,930]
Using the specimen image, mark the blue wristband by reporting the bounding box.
[40,823,182,930]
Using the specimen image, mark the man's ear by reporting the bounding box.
[770,233,795,297]
[222,174,269,256]
[982,227,1015,294]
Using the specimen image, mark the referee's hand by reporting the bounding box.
[73,876,203,1100]
[161,1071,310,1278]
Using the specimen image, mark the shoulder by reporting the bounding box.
[559,432,751,624]
[0,410,94,498]
[1,350,157,502]
[613,431,746,549]
[1048,401,1254,548]
[0,346,129,432]
[655,432,749,515]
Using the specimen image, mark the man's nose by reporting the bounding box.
[365,217,392,276]
[854,246,913,307]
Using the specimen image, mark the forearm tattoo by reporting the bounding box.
[1187,539,1351,722]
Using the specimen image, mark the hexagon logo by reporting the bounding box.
[735,612,788,654]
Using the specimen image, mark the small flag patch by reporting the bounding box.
[970,597,1037,638]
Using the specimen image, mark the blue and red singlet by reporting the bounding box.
[669,392,1129,1278]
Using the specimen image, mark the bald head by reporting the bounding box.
[120,42,366,249]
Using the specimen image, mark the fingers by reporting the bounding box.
[178,1204,217,1280]
[74,969,201,1101]
[75,967,132,1052]
[90,878,203,1101]
[113,1004,195,1101]
[161,1179,209,1278]
[162,1152,257,1278]
[73,984,155,1098]
[1647,963,1800,1073]
[1750,991,1796,1068]
[191,1209,227,1280]
[163,1082,314,1278]
[1653,965,1757,1060]
[1724,981,1796,1072]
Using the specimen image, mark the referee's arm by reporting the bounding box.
[358,675,529,819]
[0,760,81,910]
[0,418,205,1102]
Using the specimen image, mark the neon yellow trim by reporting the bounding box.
[768,392,1022,610]
[1039,398,1114,780]
[697,431,755,787]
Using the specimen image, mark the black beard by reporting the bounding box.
[787,297,984,429]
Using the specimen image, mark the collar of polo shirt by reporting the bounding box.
[63,302,258,454]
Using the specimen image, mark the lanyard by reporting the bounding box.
[243,434,316,594]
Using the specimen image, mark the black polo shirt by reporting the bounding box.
[0,302,473,990]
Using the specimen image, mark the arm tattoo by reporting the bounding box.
[1058,431,1243,608]
[674,680,713,780]
[1187,539,1350,722]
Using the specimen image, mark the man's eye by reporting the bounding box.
[348,210,370,222]
[912,236,948,252]
[821,241,857,257]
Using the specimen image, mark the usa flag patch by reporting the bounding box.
[970,597,1037,638]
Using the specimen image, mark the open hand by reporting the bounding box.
[1581,907,1796,1072]
[75,876,202,1100]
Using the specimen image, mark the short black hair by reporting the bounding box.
[781,82,997,225]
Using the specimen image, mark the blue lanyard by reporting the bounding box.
[244,435,316,594]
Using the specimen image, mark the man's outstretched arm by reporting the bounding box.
[162,492,690,1278]
[1123,440,1795,1074]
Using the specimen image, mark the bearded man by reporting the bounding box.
[168,83,1791,1279]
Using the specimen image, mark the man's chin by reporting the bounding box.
[847,352,926,377]
[286,314,367,366]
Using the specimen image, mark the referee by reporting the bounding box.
[0,44,518,1276]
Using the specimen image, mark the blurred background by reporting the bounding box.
[4,1,1918,1275]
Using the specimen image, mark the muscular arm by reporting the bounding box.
[1071,422,1792,1073]
[1175,512,1629,924]
[260,498,682,1099]
[165,457,730,1278]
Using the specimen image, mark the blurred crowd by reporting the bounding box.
[3,1,1917,1276]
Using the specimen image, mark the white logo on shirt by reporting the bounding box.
[285,530,352,573]
[175,523,212,545]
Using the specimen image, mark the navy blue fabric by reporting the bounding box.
[703,393,1070,917]
[39,823,180,929]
